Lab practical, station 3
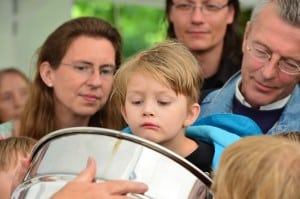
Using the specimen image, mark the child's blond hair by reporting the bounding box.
[0,137,36,171]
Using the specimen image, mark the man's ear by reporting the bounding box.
[183,103,200,127]
[242,21,251,53]
[39,61,54,87]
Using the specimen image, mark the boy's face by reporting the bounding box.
[121,72,199,148]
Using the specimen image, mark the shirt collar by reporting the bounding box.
[235,77,290,110]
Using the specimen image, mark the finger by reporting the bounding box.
[73,157,96,182]
[105,180,148,195]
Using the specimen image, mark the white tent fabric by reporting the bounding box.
[0,0,72,76]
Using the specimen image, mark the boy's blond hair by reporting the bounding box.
[111,40,204,108]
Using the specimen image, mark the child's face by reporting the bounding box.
[121,72,199,148]
[0,156,29,199]
[0,167,18,199]
[0,166,19,199]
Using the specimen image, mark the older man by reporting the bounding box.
[197,0,300,134]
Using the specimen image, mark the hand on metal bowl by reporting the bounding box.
[51,157,148,199]
[12,127,213,199]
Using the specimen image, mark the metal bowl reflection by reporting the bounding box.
[12,127,213,199]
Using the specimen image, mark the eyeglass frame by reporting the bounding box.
[60,62,116,80]
[171,0,232,15]
[245,41,300,75]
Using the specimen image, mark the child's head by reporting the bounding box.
[212,135,300,199]
[113,40,203,106]
[112,40,203,147]
[0,136,36,199]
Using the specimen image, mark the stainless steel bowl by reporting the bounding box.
[12,127,213,199]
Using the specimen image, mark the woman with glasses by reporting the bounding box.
[165,0,242,101]
[17,16,125,140]
[196,0,300,134]
[5,17,149,199]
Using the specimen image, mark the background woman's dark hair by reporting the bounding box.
[165,0,242,63]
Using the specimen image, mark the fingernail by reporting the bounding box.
[86,156,92,168]
[139,183,149,191]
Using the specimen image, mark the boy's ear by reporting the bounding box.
[39,61,54,87]
[183,103,200,127]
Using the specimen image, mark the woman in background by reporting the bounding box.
[0,68,30,138]
[19,16,124,140]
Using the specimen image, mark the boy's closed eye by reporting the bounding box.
[131,100,143,105]
[157,100,171,106]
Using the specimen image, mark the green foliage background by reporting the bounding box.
[73,0,251,59]
[73,0,166,59]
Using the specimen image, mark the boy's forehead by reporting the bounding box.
[131,70,171,86]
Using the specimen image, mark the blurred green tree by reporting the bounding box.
[73,0,166,59]
[73,1,252,59]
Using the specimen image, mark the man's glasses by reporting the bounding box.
[172,1,231,15]
[61,62,116,80]
[246,42,300,75]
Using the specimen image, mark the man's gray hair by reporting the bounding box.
[250,0,300,27]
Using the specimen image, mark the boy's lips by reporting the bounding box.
[141,122,159,129]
